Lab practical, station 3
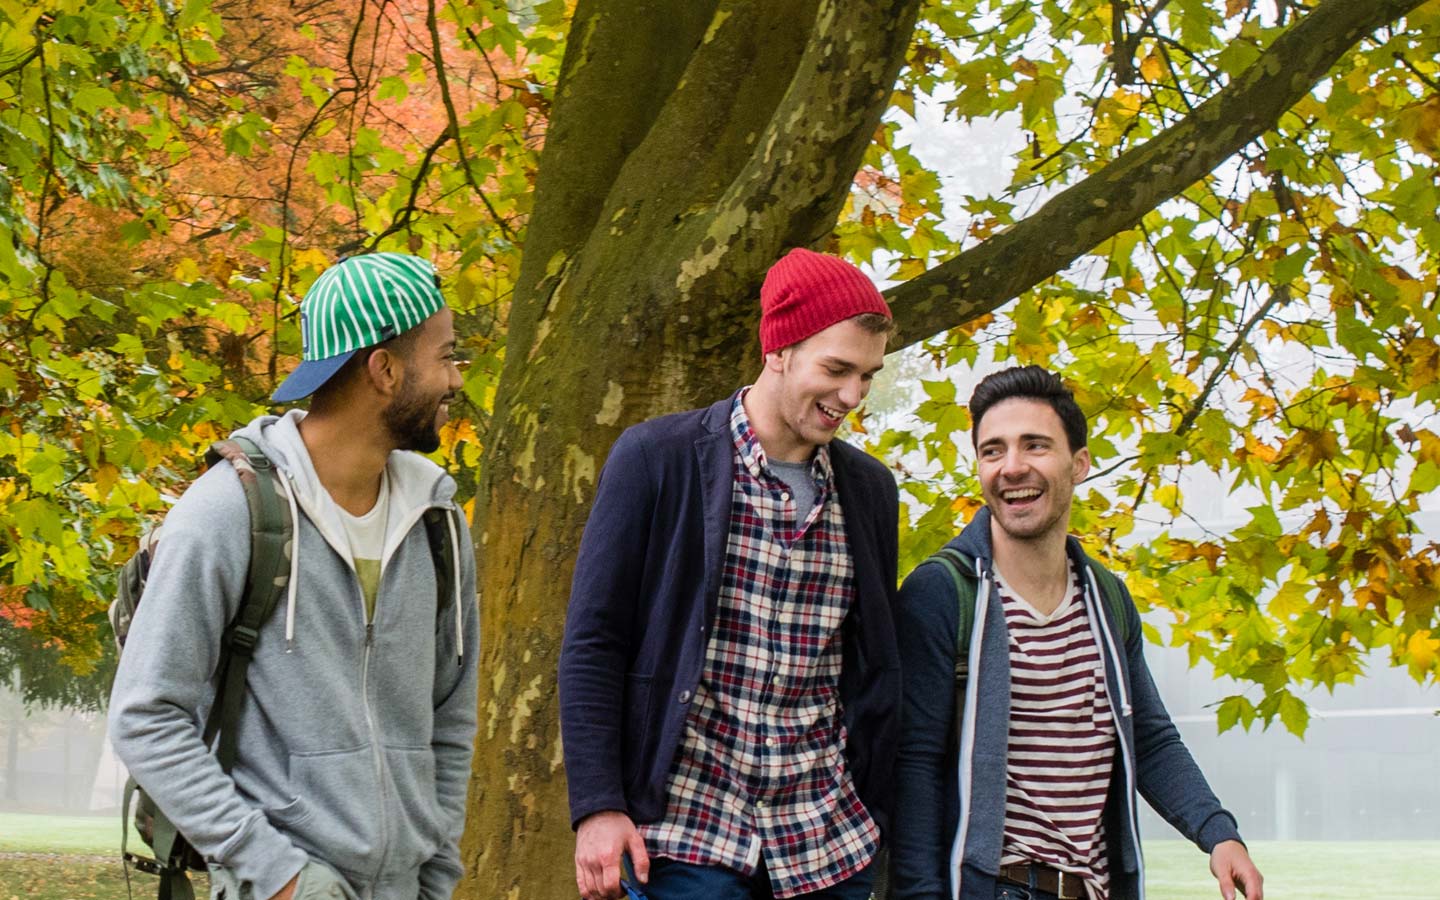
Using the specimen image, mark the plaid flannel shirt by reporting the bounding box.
[639,390,879,897]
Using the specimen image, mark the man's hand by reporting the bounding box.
[575,810,649,900]
[1210,839,1263,900]
[268,873,300,900]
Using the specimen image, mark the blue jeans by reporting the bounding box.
[643,858,874,900]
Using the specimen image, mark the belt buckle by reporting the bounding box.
[1002,862,1083,900]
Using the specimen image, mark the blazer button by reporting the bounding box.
[678,690,692,704]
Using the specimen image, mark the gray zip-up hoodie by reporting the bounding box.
[888,508,1241,900]
[109,412,480,900]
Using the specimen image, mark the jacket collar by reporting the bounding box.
[953,505,1092,574]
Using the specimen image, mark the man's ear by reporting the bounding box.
[365,347,404,397]
[1072,446,1092,484]
[763,348,788,374]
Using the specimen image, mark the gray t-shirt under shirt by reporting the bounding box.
[768,458,818,527]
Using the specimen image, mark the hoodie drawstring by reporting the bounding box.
[277,472,303,650]
[446,507,464,666]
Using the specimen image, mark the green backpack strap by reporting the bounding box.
[423,505,464,667]
[201,436,294,771]
[925,546,981,749]
[928,546,979,665]
[423,506,456,615]
[121,437,293,895]
[1084,558,1130,644]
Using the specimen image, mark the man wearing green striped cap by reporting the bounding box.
[110,252,480,900]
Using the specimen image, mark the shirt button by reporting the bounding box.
[678,690,692,704]
[771,675,780,685]
[766,737,777,747]
[780,491,790,501]
[755,799,767,809]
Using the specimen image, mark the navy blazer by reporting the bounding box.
[558,394,902,837]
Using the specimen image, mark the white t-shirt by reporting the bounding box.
[335,470,391,621]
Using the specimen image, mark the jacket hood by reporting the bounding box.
[951,505,1092,574]
[228,411,465,649]
[233,411,456,566]
[952,506,995,563]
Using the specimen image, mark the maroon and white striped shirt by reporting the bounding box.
[998,561,1115,900]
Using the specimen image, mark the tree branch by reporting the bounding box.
[509,0,723,307]
[885,0,1429,349]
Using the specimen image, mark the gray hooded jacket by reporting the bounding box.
[109,412,480,900]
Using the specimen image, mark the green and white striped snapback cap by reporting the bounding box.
[272,252,445,403]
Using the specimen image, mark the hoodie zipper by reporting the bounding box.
[358,574,390,895]
[1086,565,1144,900]
[361,501,462,892]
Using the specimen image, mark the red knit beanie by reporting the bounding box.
[759,248,892,355]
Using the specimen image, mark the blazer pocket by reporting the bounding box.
[621,673,654,789]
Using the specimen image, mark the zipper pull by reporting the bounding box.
[366,622,375,648]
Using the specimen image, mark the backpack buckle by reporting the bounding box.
[228,625,260,655]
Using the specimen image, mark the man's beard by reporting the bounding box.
[383,381,444,453]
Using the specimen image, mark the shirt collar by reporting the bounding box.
[730,387,833,486]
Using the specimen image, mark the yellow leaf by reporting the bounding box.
[1154,484,1182,516]
[896,257,927,280]
[94,463,119,500]
[1394,96,1440,159]
[1406,629,1439,672]
[1417,430,1440,466]
[1225,0,1247,17]
[1012,57,1038,78]
[292,247,332,274]
[1240,387,1277,417]
[172,257,201,283]
[1112,88,1142,117]
[1139,52,1162,83]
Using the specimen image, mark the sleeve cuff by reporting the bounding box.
[1196,811,1243,853]
[217,810,308,900]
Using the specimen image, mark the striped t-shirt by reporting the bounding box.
[997,561,1115,900]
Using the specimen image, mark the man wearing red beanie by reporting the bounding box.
[560,247,902,900]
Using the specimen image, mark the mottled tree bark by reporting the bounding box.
[455,1,1423,897]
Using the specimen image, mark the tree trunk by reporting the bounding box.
[456,3,919,897]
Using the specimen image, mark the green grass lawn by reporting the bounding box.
[2,814,1437,899]
[0,813,205,900]
[1145,839,1440,899]
[0,812,136,855]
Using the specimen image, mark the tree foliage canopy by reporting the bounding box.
[0,0,1438,891]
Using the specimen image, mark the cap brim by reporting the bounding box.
[271,349,358,403]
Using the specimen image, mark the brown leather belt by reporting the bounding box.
[997,862,1085,900]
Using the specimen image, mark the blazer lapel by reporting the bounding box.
[695,398,735,616]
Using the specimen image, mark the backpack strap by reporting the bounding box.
[927,546,979,672]
[1084,558,1130,644]
[423,506,456,616]
[423,505,464,667]
[924,546,981,756]
[202,436,293,772]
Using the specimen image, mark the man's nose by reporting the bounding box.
[997,448,1028,477]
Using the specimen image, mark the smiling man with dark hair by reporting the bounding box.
[890,365,1262,900]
